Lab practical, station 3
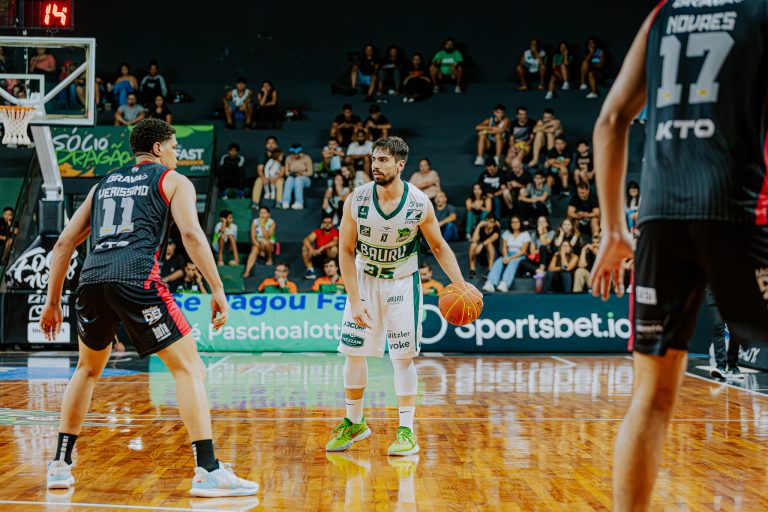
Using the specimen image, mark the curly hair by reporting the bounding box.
[129,119,176,155]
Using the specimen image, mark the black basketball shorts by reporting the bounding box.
[76,281,192,358]
[631,221,768,355]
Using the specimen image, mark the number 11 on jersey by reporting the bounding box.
[99,197,135,236]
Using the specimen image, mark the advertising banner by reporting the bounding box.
[174,292,633,353]
[1,291,76,345]
[52,125,214,177]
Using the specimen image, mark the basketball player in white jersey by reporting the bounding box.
[325,136,465,455]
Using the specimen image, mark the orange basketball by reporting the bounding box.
[438,282,484,326]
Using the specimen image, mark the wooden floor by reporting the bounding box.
[0,353,766,511]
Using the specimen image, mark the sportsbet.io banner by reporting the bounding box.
[51,125,214,177]
[173,292,634,353]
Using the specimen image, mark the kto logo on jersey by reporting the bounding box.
[756,268,768,302]
[655,119,715,141]
[405,209,422,224]
[142,306,162,325]
[359,225,371,237]
[358,206,369,219]
[396,227,412,242]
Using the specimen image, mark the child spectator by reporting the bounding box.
[212,210,240,267]
[252,136,283,205]
[243,206,277,277]
[572,139,595,187]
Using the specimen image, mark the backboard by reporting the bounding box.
[0,35,95,126]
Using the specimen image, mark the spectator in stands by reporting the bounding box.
[516,39,547,91]
[517,171,551,225]
[179,261,209,294]
[567,182,600,237]
[331,104,362,147]
[542,240,578,293]
[419,262,444,296]
[546,42,573,99]
[474,104,510,166]
[112,63,138,107]
[340,165,363,190]
[0,206,16,260]
[212,210,240,266]
[161,239,186,292]
[217,142,246,199]
[252,136,282,205]
[364,105,392,140]
[402,53,432,103]
[573,233,600,293]
[377,46,404,96]
[223,76,253,130]
[57,60,85,108]
[28,48,56,79]
[465,183,492,240]
[434,191,459,242]
[544,136,571,194]
[346,129,373,180]
[477,158,506,219]
[505,106,535,165]
[409,158,441,200]
[502,157,532,216]
[468,215,500,279]
[282,143,313,210]
[482,215,532,293]
[530,215,556,278]
[259,149,284,203]
[114,93,145,126]
[139,61,168,106]
[580,37,605,99]
[302,214,340,279]
[148,95,172,124]
[554,217,581,251]
[626,181,641,233]
[323,173,351,226]
[258,262,298,293]
[255,80,279,129]
[351,44,379,100]
[243,206,277,277]
[529,108,563,168]
[311,258,346,294]
[430,38,464,94]
[572,139,594,187]
[320,138,345,176]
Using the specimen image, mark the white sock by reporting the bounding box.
[346,398,364,424]
[398,406,415,430]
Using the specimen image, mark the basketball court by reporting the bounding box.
[0,353,765,510]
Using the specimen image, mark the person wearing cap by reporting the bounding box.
[218,142,246,199]
[282,143,314,210]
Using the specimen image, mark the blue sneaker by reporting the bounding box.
[47,460,74,489]
[190,461,259,497]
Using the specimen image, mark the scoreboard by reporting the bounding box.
[0,0,75,31]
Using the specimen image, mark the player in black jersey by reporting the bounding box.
[590,1,768,510]
[39,119,258,497]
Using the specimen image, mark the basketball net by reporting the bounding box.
[0,105,36,146]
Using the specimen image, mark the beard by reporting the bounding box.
[374,173,396,187]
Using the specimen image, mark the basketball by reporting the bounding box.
[438,282,484,326]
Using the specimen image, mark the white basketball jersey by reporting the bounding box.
[350,181,429,280]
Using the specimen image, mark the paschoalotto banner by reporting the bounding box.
[173,292,633,353]
[52,125,214,177]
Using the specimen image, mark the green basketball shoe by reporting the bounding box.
[325,418,371,452]
[387,426,420,456]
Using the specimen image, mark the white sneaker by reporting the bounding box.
[474,156,485,166]
[282,202,290,209]
[586,92,598,99]
[562,81,570,90]
[482,281,495,293]
[493,156,499,166]
[545,91,554,100]
[433,85,439,94]
[47,460,75,489]
[580,83,588,90]
[454,85,462,94]
[291,203,304,210]
[496,282,509,293]
[190,461,259,497]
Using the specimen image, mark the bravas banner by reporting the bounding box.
[173,292,634,353]
[51,125,214,177]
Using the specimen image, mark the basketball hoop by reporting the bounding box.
[0,105,36,146]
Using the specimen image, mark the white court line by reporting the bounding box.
[205,355,231,372]
[0,500,239,512]
[685,371,768,398]
[550,356,576,367]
